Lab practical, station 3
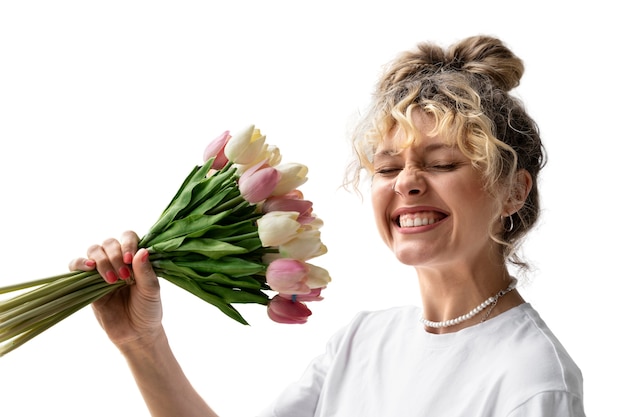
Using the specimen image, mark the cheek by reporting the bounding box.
[370,179,394,242]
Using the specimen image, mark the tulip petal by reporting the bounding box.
[266,259,310,294]
[239,166,280,204]
[305,264,331,288]
[203,130,231,169]
[257,211,302,247]
[267,295,312,324]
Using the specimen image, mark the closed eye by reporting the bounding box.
[374,167,402,176]
[427,162,462,171]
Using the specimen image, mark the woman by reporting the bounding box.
[71,35,585,416]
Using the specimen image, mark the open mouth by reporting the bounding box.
[396,211,447,228]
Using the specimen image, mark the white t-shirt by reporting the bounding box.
[258,303,585,417]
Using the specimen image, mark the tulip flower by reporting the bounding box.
[266,258,310,294]
[262,194,313,220]
[257,211,302,247]
[304,263,331,289]
[238,161,281,204]
[272,163,308,196]
[263,144,282,167]
[279,229,328,260]
[202,130,231,170]
[267,295,312,324]
[224,125,267,165]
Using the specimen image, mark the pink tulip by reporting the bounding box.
[238,161,281,204]
[262,195,313,221]
[266,258,310,294]
[203,130,231,169]
[267,295,312,324]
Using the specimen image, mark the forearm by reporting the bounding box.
[120,327,219,417]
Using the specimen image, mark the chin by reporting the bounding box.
[392,248,431,267]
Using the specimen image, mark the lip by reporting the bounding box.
[391,206,449,233]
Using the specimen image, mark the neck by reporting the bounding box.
[416,263,524,334]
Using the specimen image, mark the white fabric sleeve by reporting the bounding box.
[506,390,586,417]
[255,322,349,417]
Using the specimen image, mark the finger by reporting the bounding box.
[101,238,133,282]
[131,248,160,292]
[68,257,96,272]
[87,243,119,284]
[120,230,140,265]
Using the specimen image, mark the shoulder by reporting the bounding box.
[343,305,420,332]
[486,304,584,398]
[325,305,420,348]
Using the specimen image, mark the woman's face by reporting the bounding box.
[371,111,503,269]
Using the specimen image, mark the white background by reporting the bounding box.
[0,1,622,416]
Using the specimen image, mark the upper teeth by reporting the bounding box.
[398,213,440,227]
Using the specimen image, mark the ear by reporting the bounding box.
[502,169,532,216]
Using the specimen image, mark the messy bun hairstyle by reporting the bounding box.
[348,35,546,270]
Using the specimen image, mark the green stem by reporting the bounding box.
[0,271,98,313]
[0,284,117,357]
[208,195,245,215]
[0,277,120,334]
[220,231,260,243]
[0,271,84,295]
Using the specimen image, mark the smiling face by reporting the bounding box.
[371,111,504,269]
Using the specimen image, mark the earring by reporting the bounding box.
[502,215,514,232]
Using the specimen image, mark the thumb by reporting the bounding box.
[132,248,160,292]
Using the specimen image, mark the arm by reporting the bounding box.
[120,324,218,417]
[71,231,219,417]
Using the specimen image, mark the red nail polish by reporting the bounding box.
[140,250,149,263]
[105,270,118,283]
[119,266,131,280]
[85,260,96,268]
[123,252,133,264]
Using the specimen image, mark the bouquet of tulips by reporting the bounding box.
[0,125,330,357]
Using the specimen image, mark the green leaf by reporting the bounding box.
[188,187,236,217]
[141,160,228,242]
[152,262,263,290]
[232,237,263,252]
[174,238,250,259]
[172,256,265,277]
[151,237,250,259]
[194,219,258,240]
[143,211,232,247]
[159,273,249,325]
[185,166,239,214]
[201,284,269,304]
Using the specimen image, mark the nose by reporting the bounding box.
[392,167,425,196]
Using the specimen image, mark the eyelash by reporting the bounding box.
[374,162,460,176]
[374,168,402,176]
[429,163,460,171]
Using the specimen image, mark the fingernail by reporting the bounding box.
[85,260,96,268]
[123,252,133,264]
[105,270,118,283]
[140,250,149,263]
[119,266,131,280]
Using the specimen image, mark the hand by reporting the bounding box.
[69,231,164,350]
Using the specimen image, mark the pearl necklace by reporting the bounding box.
[419,278,517,329]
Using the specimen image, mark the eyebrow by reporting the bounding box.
[374,143,455,158]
